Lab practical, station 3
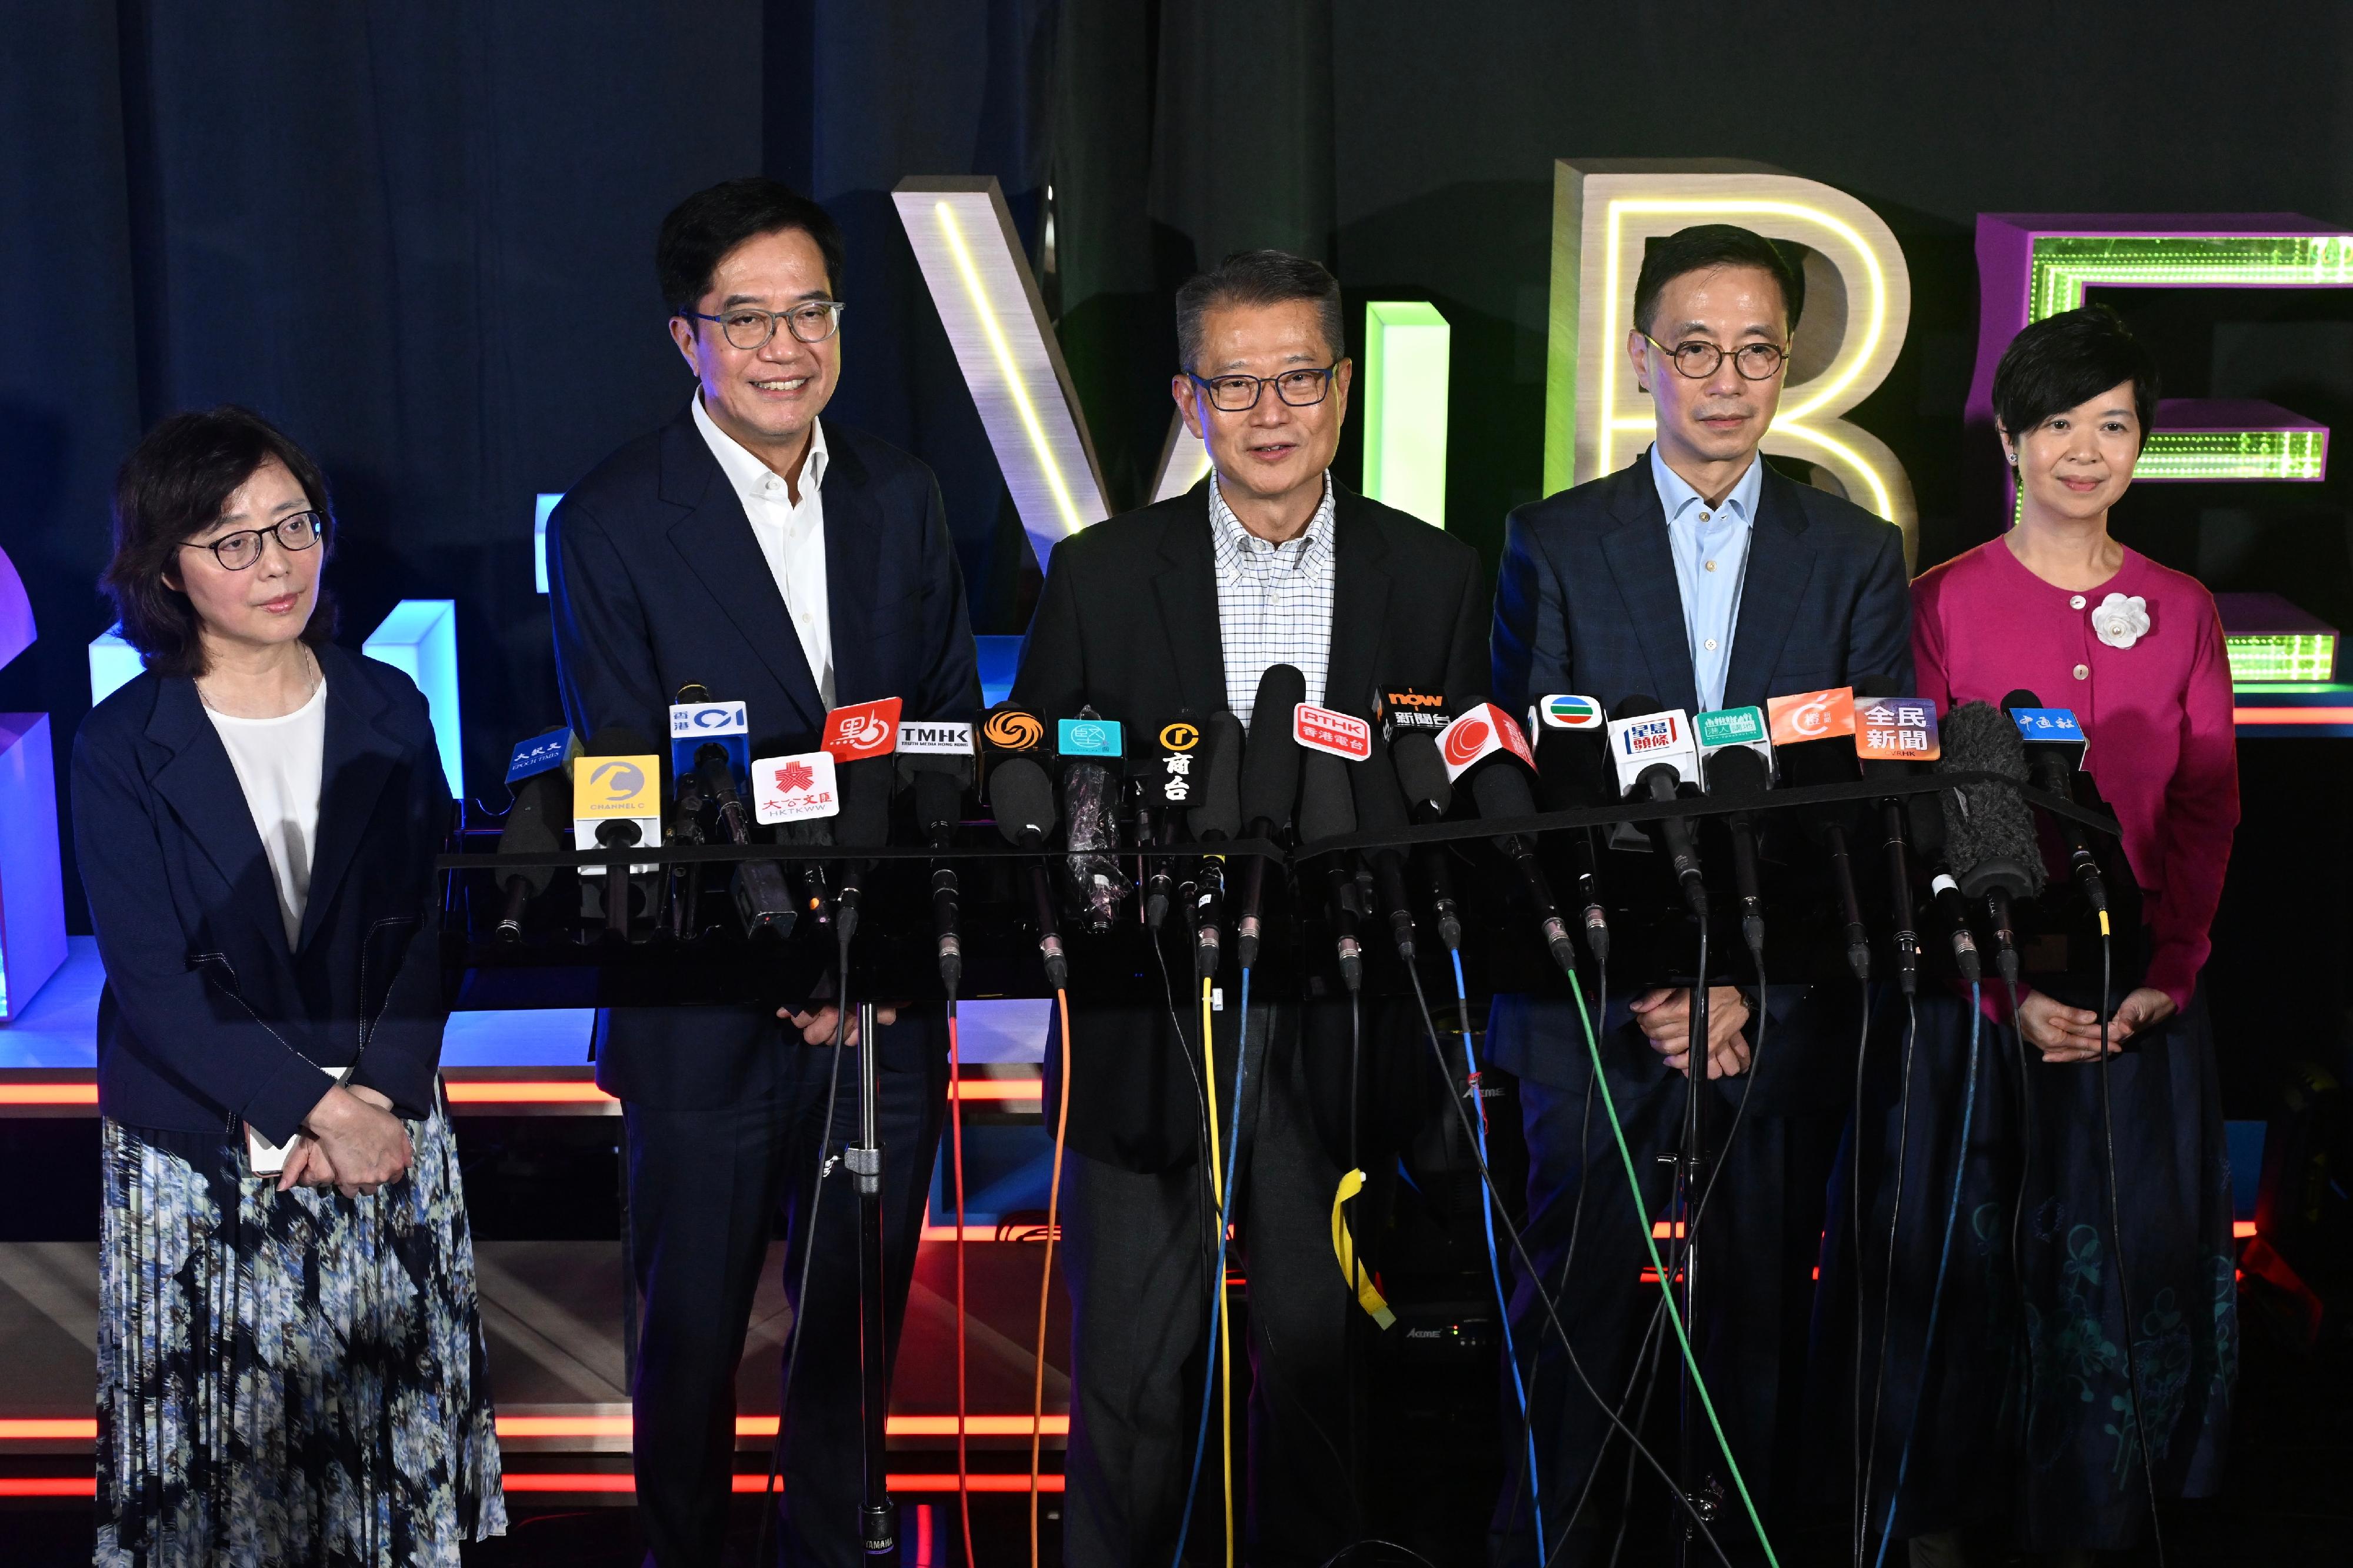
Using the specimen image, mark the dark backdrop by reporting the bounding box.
[5,2,2349,1094]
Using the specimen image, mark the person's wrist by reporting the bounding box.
[301,1084,354,1137]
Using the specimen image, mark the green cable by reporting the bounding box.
[1563,969,1779,1568]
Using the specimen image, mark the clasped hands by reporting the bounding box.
[278,1083,414,1196]
[2015,986,2175,1064]
[1631,985,1753,1079]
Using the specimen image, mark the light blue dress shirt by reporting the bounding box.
[1650,444,1762,713]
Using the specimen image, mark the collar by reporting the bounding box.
[692,392,828,503]
[1208,471,1337,565]
[1648,443,1762,527]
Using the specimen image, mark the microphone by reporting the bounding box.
[1234,665,1307,969]
[1774,692,1871,980]
[1298,751,1365,991]
[1351,729,1419,962]
[980,702,1067,989]
[1390,727,1464,952]
[1463,739,1578,977]
[1851,676,1923,995]
[2000,688,2109,918]
[821,699,906,942]
[1184,710,1245,978]
[1937,700,2047,986]
[1604,696,1707,917]
[1057,710,1128,933]
[702,741,796,935]
[1131,714,1203,930]
[491,768,566,941]
[668,762,707,939]
[1697,706,1774,961]
[898,721,975,990]
[575,726,665,939]
[1529,700,1613,963]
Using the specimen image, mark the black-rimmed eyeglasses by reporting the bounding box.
[1185,365,1339,412]
[179,511,327,572]
[1642,335,1792,382]
[682,301,848,351]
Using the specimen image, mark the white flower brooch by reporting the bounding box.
[2091,592,2149,650]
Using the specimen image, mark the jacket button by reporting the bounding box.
[2072,663,2089,680]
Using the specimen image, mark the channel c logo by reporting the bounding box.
[983,709,1044,751]
[822,696,904,762]
[1158,720,1199,752]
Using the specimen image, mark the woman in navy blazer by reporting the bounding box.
[74,407,502,1563]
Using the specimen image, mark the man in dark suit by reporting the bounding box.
[1485,225,1912,1564]
[1014,250,1487,1566]
[546,178,978,1568]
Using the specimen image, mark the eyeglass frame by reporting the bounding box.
[177,510,329,571]
[1182,362,1344,413]
[680,299,849,351]
[1640,333,1794,382]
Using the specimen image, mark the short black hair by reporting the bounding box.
[655,176,846,315]
[102,406,338,679]
[1991,303,2161,446]
[1632,224,1805,339]
[1174,249,1347,373]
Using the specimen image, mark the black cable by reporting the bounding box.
[1151,930,1217,1342]
[1316,1537,1444,1568]
[2001,973,2035,1442]
[1605,1320,1671,1568]
[1347,986,1364,1524]
[2095,930,2168,1567]
[1849,989,1877,1568]
[1857,997,1918,1562]
[1399,960,1735,1568]
[756,929,854,1567]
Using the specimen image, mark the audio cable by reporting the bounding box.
[947,996,974,1567]
[1857,997,1919,1568]
[1029,995,1074,1568]
[1172,968,1250,1568]
[2093,918,2168,1567]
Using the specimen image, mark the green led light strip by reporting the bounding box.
[2137,428,2328,482]
[2225,633,2337,683]
[2030,234,2353,318]
[1362,301,1451,528]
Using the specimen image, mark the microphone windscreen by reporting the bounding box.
[1469,757,1538,823]
[585,725,658,756]
[1701,744,1771,800]
[988,755,1058,847]
[1999,688,2044,716]
[911,768,964,838]
[497,770,566,894]
[695,744,740,802]
[1238,665,1307,833]
[896,748,976,788]
[1391,729,1454,815]
[1936,700,2045,899]
[835,758,894,848]
[1851,674,1902,700]
[1297,752,1357,845]
[1351,730,1411,835]
[1609,693,1662,721]
[1532,728,1614,810]
[1185,711,1245,840]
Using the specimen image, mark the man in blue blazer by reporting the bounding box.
[1486,225,1912,1563]
[547,178,978,1568]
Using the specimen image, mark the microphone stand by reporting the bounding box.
[849,995,896,1558]
[1671,917,1717,1566]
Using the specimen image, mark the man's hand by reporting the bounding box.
[1631,986,1752,1079]
[781,1003,901,1047]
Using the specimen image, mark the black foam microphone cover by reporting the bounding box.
[1185,711,1245,840]
[1469,755,1539,829]
[1352,730,1412,835]
[2000,688,2044,716]
[1936,700,2046,900]
[1298,752,1358,844]
[911,767,965,842]
[835,758,894,848]
[1532,727,1614,810]
[1702,744,1770,800]
[1391,729,1454,815]
[987,755,1057,847]
[496,770,566,896]
[1238,664,1307,833]
[896,747,976,789]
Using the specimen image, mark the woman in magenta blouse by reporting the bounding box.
[1857,306,2240,1565]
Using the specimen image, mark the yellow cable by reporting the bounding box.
[1198,976,1235,1568]
[1030,995,1074,1568]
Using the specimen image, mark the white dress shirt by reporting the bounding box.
[205,676,328,948]
[1209,472,1338,729]
[693,394,834,707]
[1650,444,1762,714]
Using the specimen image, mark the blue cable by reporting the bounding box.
[1172,966,1252,1568]
[1871,986,1982,1568]
[1453,949,1545,1550]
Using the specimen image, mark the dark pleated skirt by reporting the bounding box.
[95,1099,505,1567]
[1811,986,2236,1554]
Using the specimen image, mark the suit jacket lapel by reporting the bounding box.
[1151,486,1229,719]
[1722,466,1820,710]
[1596,461,1701,715]
[1324,491,1391,718]
[145,678,284,950]
[298,647,405,952]
[821,436,881,708]
[658,412,826,731]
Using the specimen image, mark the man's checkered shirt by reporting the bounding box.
[1209,471,1337,729]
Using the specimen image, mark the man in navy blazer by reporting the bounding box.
[548,178,978,1568]
[1485,226,1912,1563]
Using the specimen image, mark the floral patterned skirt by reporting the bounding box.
[96,1099,505,1567]
[1812,988,2235,1554]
